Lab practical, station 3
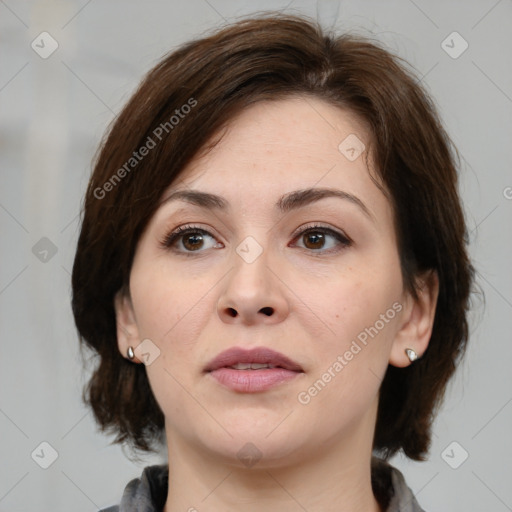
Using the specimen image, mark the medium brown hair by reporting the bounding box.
[72,12,475,460]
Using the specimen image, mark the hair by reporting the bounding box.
[72,12,475,460]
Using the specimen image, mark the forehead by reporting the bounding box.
[161,96,388,219]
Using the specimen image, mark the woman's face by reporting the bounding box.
[116,96,420,467]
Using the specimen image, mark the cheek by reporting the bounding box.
[296,276,401,428]
[129,259,215,343]
[130,264,215,420]
[297,261,402,345]
[293,264,403,413]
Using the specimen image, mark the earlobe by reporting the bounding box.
[389,270,439,368]
[114,290,142,363]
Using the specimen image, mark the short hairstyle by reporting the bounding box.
[72,12,475,460]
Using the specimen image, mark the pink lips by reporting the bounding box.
[204,347,304,393]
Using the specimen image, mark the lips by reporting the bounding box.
[204,347,303,373]
[205,347,304,393]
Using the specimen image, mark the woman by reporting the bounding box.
[72,13,474,512]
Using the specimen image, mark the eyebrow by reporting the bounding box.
[161,187,374,221]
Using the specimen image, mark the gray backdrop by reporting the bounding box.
[1,1,511,511]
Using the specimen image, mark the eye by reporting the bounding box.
[161,223,351,256]
[160,225,223,254]
[291,224,351,253]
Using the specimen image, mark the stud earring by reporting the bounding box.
[127,346,135,360]
[405,348,418,362]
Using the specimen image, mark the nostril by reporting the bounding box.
[227,307,237,317]
[260,307,273,316]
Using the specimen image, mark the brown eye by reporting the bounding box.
[292,225,351,253]
[161,225,222,254]
[182,232,205,251]
[303,231,325,250]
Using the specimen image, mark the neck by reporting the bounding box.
[163,408,383,512]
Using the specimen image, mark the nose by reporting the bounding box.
[217,246,290,326]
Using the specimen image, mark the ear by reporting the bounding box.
[114,289,142,363]
[389,270,439,368]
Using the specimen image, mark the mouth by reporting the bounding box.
[205,346,303,372]
[204,347,304,393]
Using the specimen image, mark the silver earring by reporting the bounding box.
[127,346,135,360]
[405,348,418,362]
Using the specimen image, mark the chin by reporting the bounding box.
[194,418,311,469]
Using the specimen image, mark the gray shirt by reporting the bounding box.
[101,458,425,512]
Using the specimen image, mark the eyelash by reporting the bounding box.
[160,223,352,257]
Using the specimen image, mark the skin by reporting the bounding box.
[115,96,439,512]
